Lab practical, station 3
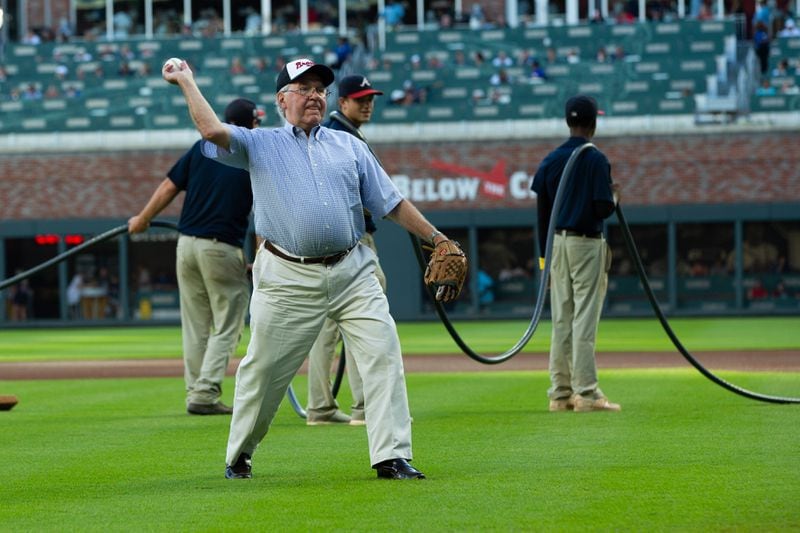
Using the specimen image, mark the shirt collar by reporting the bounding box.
[283,120,324,140]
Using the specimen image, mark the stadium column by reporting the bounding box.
[535,0,548,25]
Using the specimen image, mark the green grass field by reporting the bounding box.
[1,317,799,530]
[1,316,799,362]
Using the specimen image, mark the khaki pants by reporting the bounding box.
[306,232,386,419]
[226,243,412,467]
[547,233,610,400]
[177,235,250,405]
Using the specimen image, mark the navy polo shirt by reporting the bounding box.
[168,140,253,248]
[530,136,614,253]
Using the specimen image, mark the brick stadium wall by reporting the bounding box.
[1,131,798,221]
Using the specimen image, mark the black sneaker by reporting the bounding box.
[373,458,426,479]
[187,401,233,415]
[225,453,252,479]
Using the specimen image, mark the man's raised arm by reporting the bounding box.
[162,58,231,150]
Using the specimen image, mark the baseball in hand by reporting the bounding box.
[165,57,183,71]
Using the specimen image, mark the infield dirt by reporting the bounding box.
[1,350,798,380]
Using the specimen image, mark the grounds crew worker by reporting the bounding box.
[128,98,262,416]
[531,94,621,413]
[163,56,466,480]
[303,74,387,426]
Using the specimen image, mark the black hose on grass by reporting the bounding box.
[413,143,800,404]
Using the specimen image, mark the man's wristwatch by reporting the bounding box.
[428,230,442,243]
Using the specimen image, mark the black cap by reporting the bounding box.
[224,98,264,128]
[338,75,384,99]
[275,58,335,93]
[565,94,604,127]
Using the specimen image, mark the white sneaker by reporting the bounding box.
[548,398,574,412]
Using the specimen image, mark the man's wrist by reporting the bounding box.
[428,230,442,243]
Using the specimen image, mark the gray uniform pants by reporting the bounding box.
[226,243,413,467]
[548,232,610,401]
[306,232,387,419]
[177,235,250,405]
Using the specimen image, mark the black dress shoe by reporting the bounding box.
[373,458,426,479]
[187,401,233,415]
[225,453,252,479]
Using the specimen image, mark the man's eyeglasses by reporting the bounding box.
[283,86,331,99]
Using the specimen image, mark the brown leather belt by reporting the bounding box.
[264,241,352,266]
[558,229,603,239]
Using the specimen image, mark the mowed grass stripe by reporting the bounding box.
[0,317,799,362]
[1,371,798,531]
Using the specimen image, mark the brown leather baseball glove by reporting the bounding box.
[424,240,468,302]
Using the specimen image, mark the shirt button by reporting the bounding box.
[323,202,328,206]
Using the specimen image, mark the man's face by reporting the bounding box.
[278,73,328,132]
[340,94,375,127]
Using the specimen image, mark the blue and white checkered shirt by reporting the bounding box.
[203,122,403,257]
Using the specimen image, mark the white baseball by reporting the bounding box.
[165,57,183,71]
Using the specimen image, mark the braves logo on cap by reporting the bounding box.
[276,57,335,92]
[288,59,316,79]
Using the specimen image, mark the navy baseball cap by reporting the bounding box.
[338,75,384,99]
[224,98,264,127]
[275,58,335,93]
[565,94,604,126]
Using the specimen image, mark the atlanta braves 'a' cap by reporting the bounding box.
[275,58,335,93]
[338,75,384,99]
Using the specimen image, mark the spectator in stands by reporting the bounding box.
[427,55,445,69]
[393,79,427,105]
[492,50,513,68]
[747,279,769,300]
[773,280,790,300]
[779,18,800,36]
[137,62,152,77]
[490,68,512,86]
[566,49,580,64]
[780,79,799,94]
[545,46,558,65]
[469,3,486,29]
[113,8,134,38]
[117,61,134,77]
[330,36,353,70]
[230,57,246,75]
[754,21,771,78]
[23,30,42,45]
[22,83,42,100]
[383,0,405,29]
[9,274,33,321]
[529,60,547,82]
[67,273,83,319]
[54,62,69,80]
[477,267,495,310]
[244,7,262,35]
[44,84,61,99]
[756,77,777,95]
[0,66,8,83]
[772,58,790,76]
[117,44,134,61]
[753,0,771,28]
[64,84,82,99]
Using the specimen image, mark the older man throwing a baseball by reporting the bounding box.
[162,56,467,480]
